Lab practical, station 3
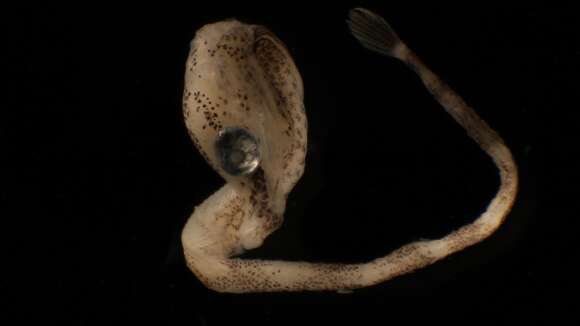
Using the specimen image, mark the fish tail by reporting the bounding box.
[346,7,402,58]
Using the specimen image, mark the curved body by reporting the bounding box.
[180,9,518,293]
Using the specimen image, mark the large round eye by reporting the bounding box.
[215,127,260,176]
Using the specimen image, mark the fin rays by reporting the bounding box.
[347,7,401,56]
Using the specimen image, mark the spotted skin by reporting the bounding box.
[181,9,518,293]
[182,20,307,259]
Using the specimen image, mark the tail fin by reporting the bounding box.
[347,7,402,57]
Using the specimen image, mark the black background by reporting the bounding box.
[3,1,579,324]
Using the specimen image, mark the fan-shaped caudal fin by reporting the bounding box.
[183,8,517,293]
[347,7,402,57]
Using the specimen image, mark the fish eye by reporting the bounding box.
[215,127,260,176]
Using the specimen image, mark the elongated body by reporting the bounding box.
[181,9,518,293]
